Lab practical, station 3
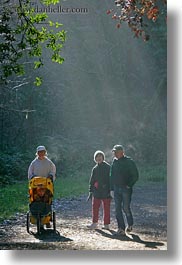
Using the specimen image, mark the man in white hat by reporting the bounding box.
[28,145,56,181]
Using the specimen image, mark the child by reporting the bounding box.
[32,187,52,228]
[87,150,111,229]
[34,187,51,203]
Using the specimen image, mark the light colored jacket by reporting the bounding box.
[28,156,56,181]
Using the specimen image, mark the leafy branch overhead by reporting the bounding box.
[107,0,167,41]
[0,0,66,85]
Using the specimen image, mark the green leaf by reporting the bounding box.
[34,77,42,86]
[42,0,60,5]
[14,64,25,75]
[55,22,63,28]
[34,60,43,69]
[49,21,55,27]
[52,53,64,64]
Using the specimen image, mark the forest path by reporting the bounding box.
[0,184,167,250]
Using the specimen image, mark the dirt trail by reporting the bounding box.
[0,184,167,250]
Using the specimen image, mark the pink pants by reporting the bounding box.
[92,197,111,225]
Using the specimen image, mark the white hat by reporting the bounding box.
[94,150,105,162]
[36,145,46,152]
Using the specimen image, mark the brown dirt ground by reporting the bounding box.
[0,183,167,250]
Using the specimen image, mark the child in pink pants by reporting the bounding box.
[87,150,111,230]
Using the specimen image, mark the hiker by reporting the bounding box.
[28,145,56,229]
[110,144,139,235]
[28,145,56,181]
[87,150,111,230]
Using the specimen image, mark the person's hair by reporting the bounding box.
[94,150,105,162]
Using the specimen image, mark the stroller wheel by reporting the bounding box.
[37,214,41,235]
[26,212,30,233]
[52,211,56,231]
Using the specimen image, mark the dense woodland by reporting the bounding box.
[0,0,167,185]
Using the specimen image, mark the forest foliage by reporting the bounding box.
[108,0,167,41]
[0,0,66,85]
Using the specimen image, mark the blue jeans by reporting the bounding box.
[114,186,133,230]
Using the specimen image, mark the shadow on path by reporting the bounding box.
[0,230,73,250]
[30,229,73,243]
[96,229,164,249]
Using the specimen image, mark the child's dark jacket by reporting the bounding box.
[89,161,111,199]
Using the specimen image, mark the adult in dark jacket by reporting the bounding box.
[87,150,111,230]
[110,144,139,235]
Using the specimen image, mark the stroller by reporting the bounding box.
[26,176,56,234]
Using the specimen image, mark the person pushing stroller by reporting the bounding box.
[28,145,56,182]
[28,145,56,228]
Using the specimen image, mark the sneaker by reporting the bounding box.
[126,226,132,233]
[102,224,110,230]
[114,228,126,236]
[87,223,98,229]
[46,223,51,228]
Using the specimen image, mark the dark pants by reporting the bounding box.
[114,186,133,230]
[92,197,111,225]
